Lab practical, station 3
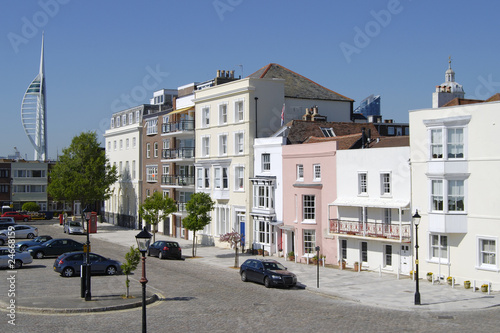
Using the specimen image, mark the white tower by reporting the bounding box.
[21,34,47,161]
[432,57,465,108]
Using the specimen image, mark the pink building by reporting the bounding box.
[282,140,338,265]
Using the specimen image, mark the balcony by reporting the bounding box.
[161,175,195,187]
[162,147,195,160]
[329,218,411,241]
[162,120,194,134]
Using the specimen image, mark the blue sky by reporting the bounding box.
[1,0,500,160]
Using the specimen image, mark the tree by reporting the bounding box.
[139,192,177,243]
[22,202,40,212]
[47,131,118,215]
[182,192,215,258]
[219,230,242,268]
[120,246,141,298]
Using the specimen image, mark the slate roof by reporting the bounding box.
[366,136,409,148]
[248,63,353,102]
[441,93,500,107]
[285,119,379,145]
[304,133,363,150]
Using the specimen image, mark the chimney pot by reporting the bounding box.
[217,70,221,77]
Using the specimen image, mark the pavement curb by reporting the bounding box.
[12,294,160,314]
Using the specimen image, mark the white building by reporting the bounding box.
[410,99,500,289]
[432,58,465,108]
[330,138,412,275]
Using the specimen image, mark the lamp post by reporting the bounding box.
[83,206,92,301]
[136,227,152,333]
[413,210,421,305]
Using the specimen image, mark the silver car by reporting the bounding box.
[0,247,33,269]
[0,225,38,239]
[64,221,85,235]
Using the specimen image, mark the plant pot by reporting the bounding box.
[481,285,489,293]
[447,278,454,286]
[464,281,471,289]
[427,274,433,282]
[354,262,361,271]
[338,261,346,269]
[288,256,295,261]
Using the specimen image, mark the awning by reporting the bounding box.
[168,106,194,115]
[331,197,410,209]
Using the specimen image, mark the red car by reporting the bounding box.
[1,212,31,222]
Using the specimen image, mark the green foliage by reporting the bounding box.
[121,246,141,298]
[139,192,177,242]
[22,202,40,212]
[47,131,118,207]
[182,192,215,257]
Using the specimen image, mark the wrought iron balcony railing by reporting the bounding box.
[162,147,195,160]
[161,120,194,134]
[161,175,195,186]
[329,218,411,241]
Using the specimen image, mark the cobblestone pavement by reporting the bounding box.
[2,221,500,332]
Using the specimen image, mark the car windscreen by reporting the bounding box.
[263,262,286,271]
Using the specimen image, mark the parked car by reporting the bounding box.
[15,235,53,252]
[1,211,31,222]
[148,241,182,259]
[53,252,122,277]
[0,224,38,239]
[0,234,7,246]
[0,217,16,231]
[28,238,84,259]
[240,259,297,288]
[0,247,33,269]
[64,221,85,235]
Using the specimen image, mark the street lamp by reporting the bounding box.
[83,205,92,301]
[136,227,152,333]
[413,210,421,305]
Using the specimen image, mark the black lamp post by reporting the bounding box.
[83,206,92,301]
[136,227,152,333]
[315,246,320,288]
[413,210,421,305]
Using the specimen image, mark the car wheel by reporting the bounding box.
[35,251,44,259]
[62,267,74,277]
[264,277,272,288]
[20,245,27,251]
[0,239,4,246]
[23,217,28,222]
[14,260,23,269]
[159,252,164,259]
[105,266,117,275]
[241,271,248,282]
[27,233,35,239]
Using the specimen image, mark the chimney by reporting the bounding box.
[230,70,235,78]
[217,70,221,78]
[221,70,226,77]
[361,127,366,148]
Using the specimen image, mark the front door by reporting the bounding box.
[400,244,411,275]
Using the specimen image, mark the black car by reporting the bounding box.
[240,259,297,288]
[53,252,122,277]
[28,238,84,259]
[15,235,53,252]
[148,241,182,259]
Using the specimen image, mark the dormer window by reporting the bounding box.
[320,127,334,137]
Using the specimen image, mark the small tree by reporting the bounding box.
[121,246,141,298]
[22,202,40,212]
[139,192,177,243]
[182,192,215,258]
[219,230,242,268]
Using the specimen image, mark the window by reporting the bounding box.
[253,184,273,209]
[146,143,151,158]
[122,114,127,126]
[341,239,347,260]
[163,139,170,150]
[219,134,227,156]
[430,129,443,159]
[320,127,334,137]
[196,168,203,189]
[154,142,158,158]
[313,164,321,181]
[361,242,368,262]
[202,106,210,128]
[132,160,136,179]
[447,128,464,158]
[222,167,228,189]
[303,195,315,221]
[129,113,133,124]
[297,164,304,181]
[125,138,129,149]
[235,166,244,190]
[146,166,158,182]
[202,136,210,157]
[383,208,391,225]
[219,103,228,125]
[114,140,117,150]
[204,167,210,188]
[132,137,136,148]
[135,110,140,123]
[431,180,443,211]
[358,172,367,194]
[262,154,271,171]
[147,119,158,135]
[479,238,496,268]
[235,100,244,122]
[163,165,170,175]
[381,173,391,195]
[384,245,392,267]
[214,167,221,189]
[116,116,120,127]
[255,220,271,244]
[119,161,123,175]
[303,230,315,254]
[107,141,111,151]
[235,132,244,154]
[110,118,114,128]
[216,205,229,235]
[119,140,123,150]
[448,180,464,211]
[430,234,448,263]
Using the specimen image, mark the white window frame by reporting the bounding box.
[201,135,210,157]
[262,153,271,172]
[218,134,228,156]
[202,106,210,128]
[384,244,393,267]
[254,219,271,245]
[234,99,244,122]
[214,167,221,189]
[135,110,140,123]
[132,137,136,148]
[119,139,123,150]
[297,164,304,181]
[116,116,120,127]
[425,116,470,160]
[132,160,136,180]
[234,165,244,191]
[234,131,244,155]
[380,172,391,196]
[126,138,129,150]
[218,103,228,125]
[477,236,498,270]
[122,114,127,126]
[303,230,316,254]
[253,184,274,209]
[302,195,315,222]
[110,118,114,128]
[154,142,158,158]
[146,165,158,182]
[429,178,465,213]
[147,119,158,135]
[429,234,448,264]
[358,172,367,195]
[196,168,204,189]
[313,164,321,181]
[129,113,133,124]
[146,143,151,158]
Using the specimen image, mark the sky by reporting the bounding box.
[1,0,500,160]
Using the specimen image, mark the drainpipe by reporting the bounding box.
[254,97,258,138]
